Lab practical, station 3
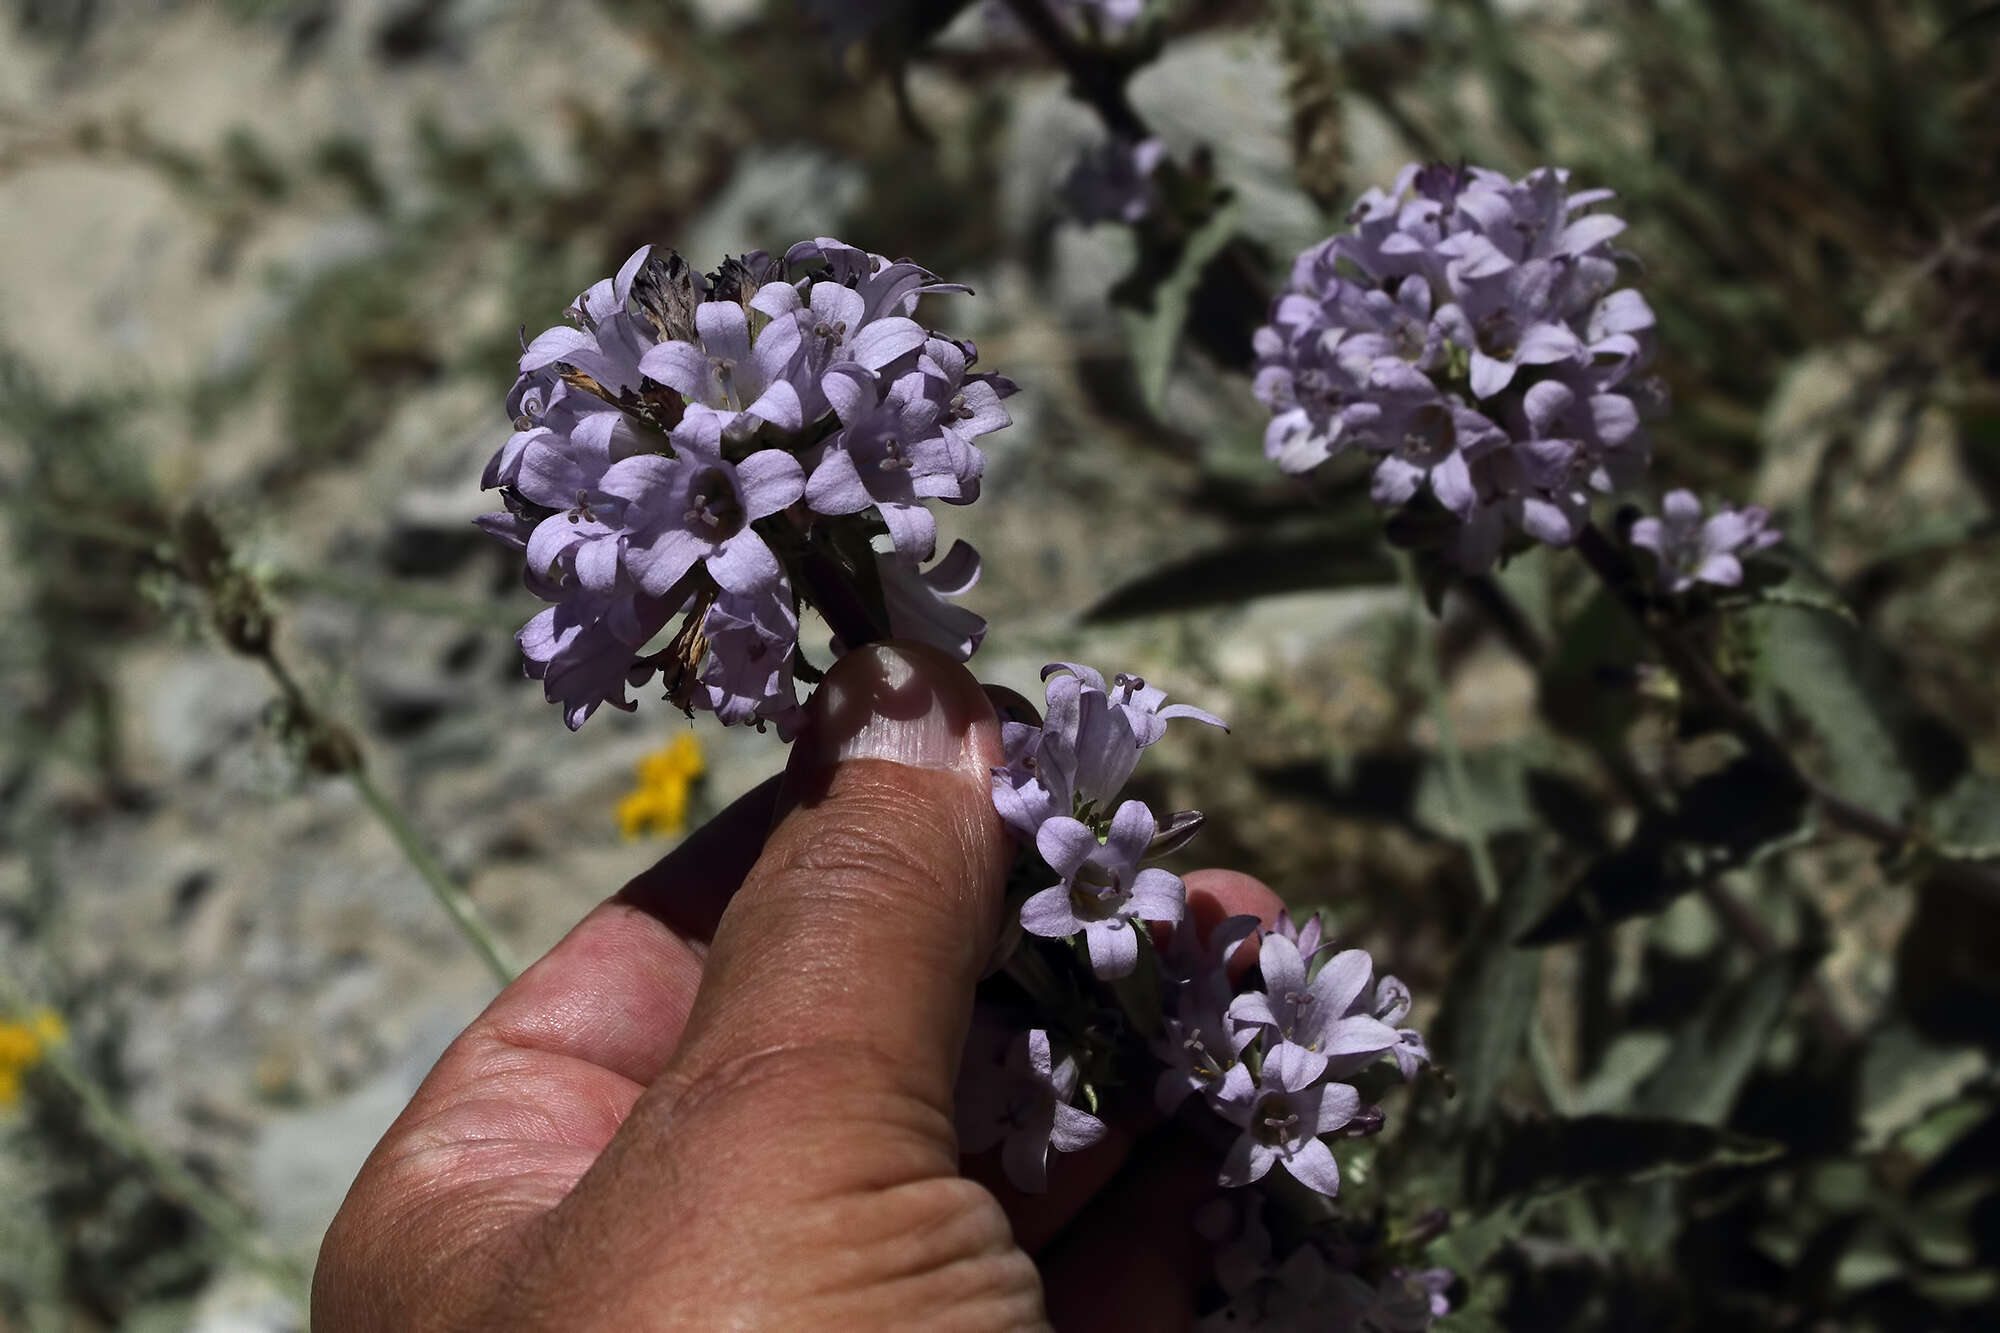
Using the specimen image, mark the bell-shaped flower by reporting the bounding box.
[637,300,806,437]
[1019,800,1185,978]
[955,1028,1107,1194]
[1212,1043,1361,1196]
[1228,936,1400,1085]
[600,407,804,602]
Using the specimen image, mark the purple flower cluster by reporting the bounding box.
[1254,162,1664,570]
[1631,489,1781,593]
[1061,137,1166,226]
[1161,918,1427,1199]
[479,239,1014,730]
[966,663,1427,1201]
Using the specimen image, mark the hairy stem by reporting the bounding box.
[350,766,519,987]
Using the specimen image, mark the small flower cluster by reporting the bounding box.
[1631,489,1781,593]
[615,733,706,839]
[0,1008,64,1109]
[1195,1194,1453,1332]
[1254,162,1663,570]
[963,664,1428,1202]
[1061,136,1166,226]
[479,240,1014,731]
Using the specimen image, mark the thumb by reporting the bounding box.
[662,639,1013,1138]
[474,643,1037,1328]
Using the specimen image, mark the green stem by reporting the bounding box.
[1402,557,1501,905]
[248,633,517,988]
[349,767,519,987]
[0,981,310,1308]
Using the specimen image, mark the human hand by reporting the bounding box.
[313,642,1281,1331]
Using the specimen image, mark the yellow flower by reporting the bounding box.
[0,1007,64,1109]
[616,733,707,839]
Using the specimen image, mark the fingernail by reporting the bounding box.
[809,642,985,773]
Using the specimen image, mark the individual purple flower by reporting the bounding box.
[1353,974,1430,1082]
[1213,1042,1361,1195]
[1228,936,1400,1084]
[1021,800,1186,978]
[747,258,933,425]
[1268,907,1332,967]
[512,408,645,594]
[1154,943,1258,1114]
[518,590,678,731]
[1061,136,1166,225]
[600,407,804,602]
[518,245,659,404]
[807,363,982,565]
[877,539,987,661]
[1630,489,1781,592]
[991,664,1225,841]
[699,586,804,739]
[636,298,806,438]
[956,1028,1107,1194]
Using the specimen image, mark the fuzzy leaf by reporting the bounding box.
[1748,603,1937,822]
[1433,850,1554,1128]
[1082,520,1393,622]
[1467,1113,1781,1206]
[1521,757,1810,943]
[1637,954,1801,1126]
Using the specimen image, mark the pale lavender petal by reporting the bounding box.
[1280,1136,1342,1196]
[1314,1081,1361,1133]
[1220,1136,1277,1187]
[1048,1102,1106,1153]
[639,341,712,396]
[1311,949,1375,1016]
[1258,934,1308,1004]
[734,450,806,518]
[694,301,752,364]
[1020,886,1084,939]
[1035,816,1097,877]
[1083,918,1140,978]
[806,447,871,516]
[1372,455,1424,507]
[849,316,926,371]
[706,530,783,596]
[1127,868,1185,923]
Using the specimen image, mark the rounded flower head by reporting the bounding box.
[1256,162,1663,568]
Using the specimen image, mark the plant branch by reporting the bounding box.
[998,0,1149,138]
[1573,522,2000,903]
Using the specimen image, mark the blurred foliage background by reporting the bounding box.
[1,0,1997,1328]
